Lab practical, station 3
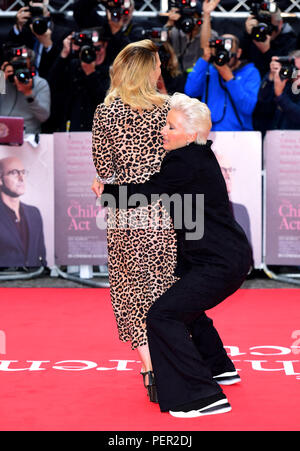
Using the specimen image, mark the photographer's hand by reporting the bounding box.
[269,56,281,81]
[31,26,53,49]
[245,15,258,35]
[61,34,73,58]
[163,8,181,27]
[274,72,288,97]
[253,35,271,53]
[14,77,33,97]
[202,0,220,16]
[202,46,212,62]
[215,64,234,82]
[269,57,288,96]
[16,6,31,32]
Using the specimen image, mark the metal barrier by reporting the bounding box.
[51,265,110,287]
[1,0,300,15]
[0,266,44,281]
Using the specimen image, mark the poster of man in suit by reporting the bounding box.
[0,135,54,268]
[0,156,46,267]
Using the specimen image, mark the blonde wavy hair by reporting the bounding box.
[104,39,167,110]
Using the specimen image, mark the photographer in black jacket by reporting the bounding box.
[73,0,149,63]
[241,4,297,78]
[7,1,72,80]
[254,50,300,133]
[47,28,110,132]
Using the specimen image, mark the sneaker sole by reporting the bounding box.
[169,398,232,418]
[213,371,241,386]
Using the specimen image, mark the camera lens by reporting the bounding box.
[180,17,194,33]
[251,24,268,42]
[215,51,230,66]
[15,68,31,84]
[80,45,97,64]
[32,17,49,35]
[110,8,122,22]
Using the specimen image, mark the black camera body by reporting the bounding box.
[72,30,101,64]
[99,0,131,23]
[249,1,278,42]
[277,56,297,80]
[169,0,202,34]
[209,37,235,66]
[2,44,29,62]
[142,28,168,42]
[23,1,49,35]
[8,59,36,85]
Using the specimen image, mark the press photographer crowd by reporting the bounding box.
[0,0,299,136]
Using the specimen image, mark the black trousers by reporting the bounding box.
[146,266,247,412]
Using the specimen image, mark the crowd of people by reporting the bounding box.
[0,0,299,136]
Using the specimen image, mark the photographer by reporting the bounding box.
[7,1,72,79]
[165,0,219,73]
[184,34,261,131]
[241,4,297,78]
[47,28,110,132]
[156,41,187,95]
[254,52,300,133]
[0,50,50,135]
[73,0,145,63]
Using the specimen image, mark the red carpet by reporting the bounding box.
[0,287,299,431]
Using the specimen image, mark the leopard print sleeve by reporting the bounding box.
[92,103,115,180]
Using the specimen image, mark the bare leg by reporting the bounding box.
[136,343,152,373]
[136,342,158,402]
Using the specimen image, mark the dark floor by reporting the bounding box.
[0,267,300,288]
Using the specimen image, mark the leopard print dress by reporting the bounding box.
[92,98,178,350]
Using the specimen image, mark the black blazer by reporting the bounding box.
[0,199,47,267]
[103,141,252,278]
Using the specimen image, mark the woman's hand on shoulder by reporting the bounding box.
[91,177,104,198]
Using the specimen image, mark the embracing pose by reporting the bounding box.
[103,93,252,418]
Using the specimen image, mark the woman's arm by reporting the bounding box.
[92,104,115,180]
[102,153,193,207]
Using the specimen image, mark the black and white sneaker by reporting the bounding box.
[213,371,241,386]
[169,394,231,418]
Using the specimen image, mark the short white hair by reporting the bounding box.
[169,93,212,145]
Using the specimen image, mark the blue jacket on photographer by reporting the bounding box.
[185,34,261,131]
[254,51,300,133]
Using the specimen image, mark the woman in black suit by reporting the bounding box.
[102,93,252,418]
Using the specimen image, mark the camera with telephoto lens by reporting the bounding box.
[249,0,278,42]
[209,37,235,66]
[168,0,202,34]
[24,1,50,35]
[72,30,102,64]
[7,59,36,85]
[142,28,168,42]
[99,0,131,22]
[276,56,298,80]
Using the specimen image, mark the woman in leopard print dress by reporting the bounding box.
[92,40,178,385]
